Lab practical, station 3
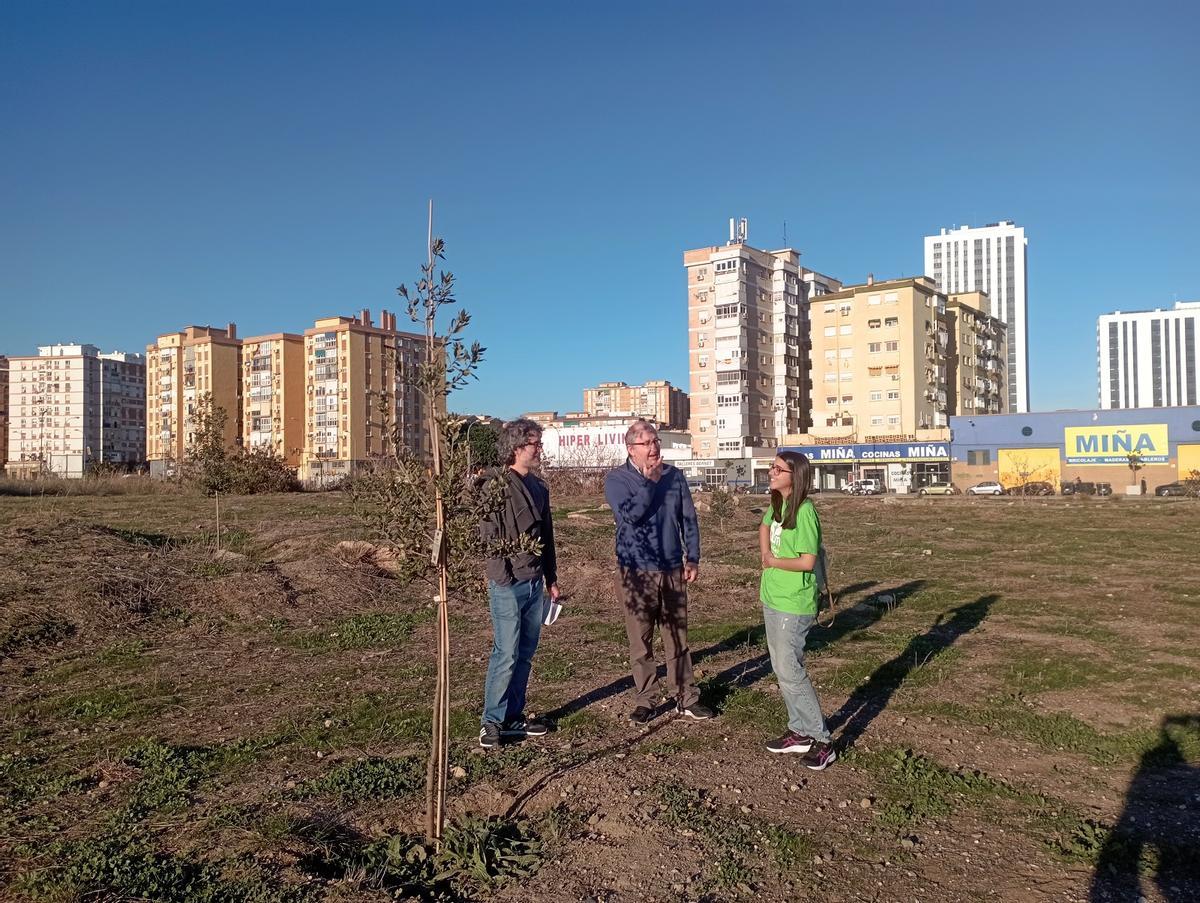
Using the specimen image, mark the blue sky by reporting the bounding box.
[2,0,1197,417]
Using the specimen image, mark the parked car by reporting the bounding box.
[843,479,883,495]
[967,481,1005,496]
[918,482,960,496]
[1009,481,1055,496]
[1095,482,1113,496]
[1155,481,1194,497]
[1061,481,1096,496]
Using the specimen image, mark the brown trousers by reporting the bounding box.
[618,567,699,709]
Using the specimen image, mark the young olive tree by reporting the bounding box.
[347,230,536,844]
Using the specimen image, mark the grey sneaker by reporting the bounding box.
[678,702,715,721]
[479,722,501,749]
[502,715,549,737]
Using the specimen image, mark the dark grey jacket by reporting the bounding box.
[480,467,557,587]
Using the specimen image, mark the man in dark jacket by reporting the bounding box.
[478,418,560,749]
[604,419,713,725]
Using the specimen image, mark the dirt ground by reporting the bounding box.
[1,488,1198,902]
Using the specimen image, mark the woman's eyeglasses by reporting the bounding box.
[768,463,792,475]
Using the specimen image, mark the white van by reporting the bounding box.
[843,478,883,495]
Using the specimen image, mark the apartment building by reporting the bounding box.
[146,325,242,474]
[807,277,951,441]
[1098,301,1199,409]
[945,291,1009,415]
[923,221,1029,413]
[0,356,8,473]
[5,344,146,478]
[300,309,433,483]
[581,380,689,429]
[685,221,841,460]
[241,333,305,465]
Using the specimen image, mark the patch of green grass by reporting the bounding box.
[582,620,627,645]
[1003,647,1126,694]
[850,746,1029,827]
[15,828,303,903]
[292,612,426,652]
[56,687,145,724]
[97,639,150,664]
[536,650,576,681]
[288,694,477,748]
[688,619,765,648]
[292,755,424,803]
[0,752,91,813]
[556,708,604,739]
[914,700,1178,766]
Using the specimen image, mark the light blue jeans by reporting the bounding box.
[481,579,544,726]
[762,605,830,742]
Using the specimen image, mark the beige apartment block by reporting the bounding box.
[945,292,1008,415]
[0,356,8,473]
[300,309,434,483]
[808,277,953,442]
[582,380,689,429]
[5,344,146,478]
[241,333,305,465]
[146,324,242,474]
[685,223,841,460]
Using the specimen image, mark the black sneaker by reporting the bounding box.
[801,741,837,771]
[677,702,715,721]
[628,706,653,725]
[765,731,815,754]
[502,715,549,737]
[479,722,501,749]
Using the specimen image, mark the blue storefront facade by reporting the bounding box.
[778,440,952,493]
[949,406,1200,493]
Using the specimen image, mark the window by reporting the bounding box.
[841,395,853,403]
[868,295,882,306]
[824,349,837,359]
[869,366,883,377]
[887,390,900,400]
[825,396,837,405]
[715,259,739,274]
[885,341,899,351]
[870,390,882,401]
[823,303,836,313]
[840,304,852,316]
[868,319,881,328]
[885,292,899,302]
[868,342,882,353]
[698,354,708,367]
[839,325,852,335]
[967,450,992,465]
[715,303,741,319]
[823,373,837,382]
[871,416,884,425]
[887,415,900,425]
[840,347,853,358]
[884,317,899,327]
[823,326,836,337]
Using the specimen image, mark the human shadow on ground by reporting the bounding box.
[827,593,999,747]
[1089,714,1200,903]
[541,579,923,724]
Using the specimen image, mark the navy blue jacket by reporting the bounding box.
[604,460,700,572]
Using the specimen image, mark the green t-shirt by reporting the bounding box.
[759,499,821,615]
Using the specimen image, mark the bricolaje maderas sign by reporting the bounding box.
[1064,424,1169,465]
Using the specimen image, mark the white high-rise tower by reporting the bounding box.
[924,221,1028,413]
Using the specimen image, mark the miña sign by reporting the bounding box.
[1064,424,1169,464]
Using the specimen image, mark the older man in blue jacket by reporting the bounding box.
[604,419,714,725]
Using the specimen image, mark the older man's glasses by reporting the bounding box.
[522,440,544,450]
[628,437,662,447]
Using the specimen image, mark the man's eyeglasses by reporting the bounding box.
[628,437,662,448]
[768,463,792,475]
[522,440,544,450]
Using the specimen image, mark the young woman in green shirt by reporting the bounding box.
[758,451,835,770]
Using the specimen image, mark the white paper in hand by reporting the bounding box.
[542,598,563,627]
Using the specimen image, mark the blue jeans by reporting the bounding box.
[481,579,544,726]
[762,605,830,742]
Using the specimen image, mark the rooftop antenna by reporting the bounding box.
[783,220,787,246]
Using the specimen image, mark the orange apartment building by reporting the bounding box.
[945,291,1008,415]
[146,324,242,475]
[241,333,305,466]
[300,309,434,483]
